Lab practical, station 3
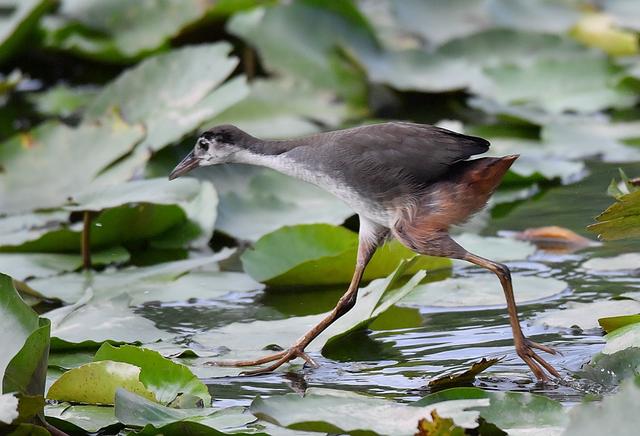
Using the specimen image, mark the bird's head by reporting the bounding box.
[169,125,248,180]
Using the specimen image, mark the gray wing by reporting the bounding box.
[291,122,490,200]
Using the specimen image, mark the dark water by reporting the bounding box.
[140,160,640,408]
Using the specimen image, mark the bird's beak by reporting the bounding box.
[169,151,199,180]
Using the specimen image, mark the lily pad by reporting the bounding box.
[86,43,246,154]
[564,378,640,436]
[241,224,451,286]
[400,274,567,309]
[202,166,354,241]
[251,388,487,435]
[0,274,50,397]
[535,300,640,330]
[0,247,129,281]
[0,0,53,62]
[45,402,119,433]
[582,253,640,272]
[488,0,580,33]
[603,322,640,355]
[47,361,156,405]
[451,233,536,263]
[599,314,640,333]
[0,116,145,214]
[579,348,640,385]
[27,84,98,118]
[427,358,501,390]
[94,344,210,405]
[39,0,257,62]
[193,259,425,365]
[589,190,640,240]
[603,0,640,31]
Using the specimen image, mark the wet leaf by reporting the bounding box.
[589,190,640,240]
[45,402,119,433]
[39,0,257,62]
[599,314,640,333]
[603,322,640,355]
[602,0,640,32]
[193,259,425,367]
[415,387,567,433]
[208,78,350,139]
[427,358,501,391]
[488,0,580,33]
[400,274,567,309]
[27,84,97,118]
[94,344,210,405]
[241,224,450,286]
[0,117,145,214]
[0,0,53,62]
[203,167,353,241]
[0,274,50,398]
[570,12,639,56]
[564,378,640,436]
[415,410,466,436]
[251,388,487,435]
[86,43,245,154]
[47,361,156,405]
[536,300,640,330]
[579,348,640,385]
[0,248,129,281]
[451,233,536,263]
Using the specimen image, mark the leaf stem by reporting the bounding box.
[81,211,92,270]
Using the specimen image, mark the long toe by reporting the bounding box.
[516,342,561,381]
[525,339,561,356]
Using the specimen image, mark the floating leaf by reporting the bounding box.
[39,0,257,62]
[203,167,354,241]
[564,378,640,436]
[0,274,50,398]
[570,12,639,56]
[603,322,640,355]
[85,43,247,154]
[415,410,466,436]
[400,274,567,309]
[536,300,640,330]
[488,0,580,33]
[0,117,145,214]
[451,233,536,262]
[0,0,53,62]
[582,253,640,272]
[579,348,640,385]
[193,259,425,367]
[427,358,501,391]
[602,0,640,32]
[599,314,640,333]
[47,361,155,405]
[589,190,640,240]
[45,402,119,433]
[506,226,597,253]
[241,224,450,287]
[251,388,487,435]
[27,84,98,118]
[94,344,210,405]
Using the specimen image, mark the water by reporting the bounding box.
[139,160,640,408]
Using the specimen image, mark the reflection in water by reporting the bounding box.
[137,161,640,408]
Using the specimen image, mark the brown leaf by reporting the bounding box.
[427,357,501,391]
[416,410,466,436]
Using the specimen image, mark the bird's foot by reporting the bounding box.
[516,337,560,382]
[206,345,319,376]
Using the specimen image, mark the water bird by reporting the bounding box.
[170,122,559,381]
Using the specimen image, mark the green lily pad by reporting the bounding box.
[94,344,210,405]
[476,55,637,114]
[603,0,640,31]
[0,274,50,397]
[251,388,487,435]
[599,314,640,333]
[589,190,640,240]
[415,387,567,432]
[45,402,119,433]
[535,300,640,330]
[400,274,567,309]
[47,360,156,405]
[27,84,98,118]
[427,358,501,390]
[603,322,640,355]
[488,0,580,33]
[564,378,640,435]
[0,0,53,62]
[0,116,145,214]
[241,224,450,286]
[582,253,640,272]
[451,233,536,262]
[207,78,350,139]
[86,43,246,154]
[28,252,230,304]
[579,348,640,385]
[193,259,425,366]
[202,166,354,241]
[0,247,129,281]
[39,0,258,62]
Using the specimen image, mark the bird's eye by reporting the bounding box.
[198,140,209,151]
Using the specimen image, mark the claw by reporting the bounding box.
[516,337,560,381]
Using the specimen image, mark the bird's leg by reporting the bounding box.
[463,252,560,381]
[211,219,387,375]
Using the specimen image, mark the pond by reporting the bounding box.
[138,160,640,409]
